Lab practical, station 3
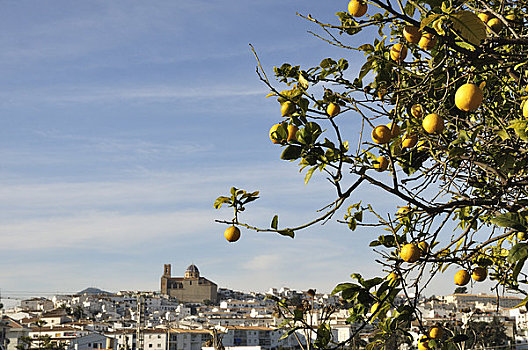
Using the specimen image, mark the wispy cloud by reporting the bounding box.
[0,209,216,252]
[0,84,266,106]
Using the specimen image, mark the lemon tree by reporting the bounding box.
[215,0,528,348]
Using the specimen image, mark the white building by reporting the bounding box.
[68,333,109,350]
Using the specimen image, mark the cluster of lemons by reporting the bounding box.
[417,326,444,350]
[368,82,482,173]
[346,0,487,174]
[269,101,341,145]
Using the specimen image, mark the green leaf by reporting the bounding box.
[514,295,528,308]
[304,166,316,185]
[404,1,416,17]
[507,243,528,263]
[491,212,527,231]
[279,327,300,340]
[512,257,526,282]
[314,323,331,349]
[362,277,383,290]
[450,11,487,46]
[213,196,231,209]
[271,215,279,229]
[278,229,295,238]
[495,129,510,141]
[358,58,374,82]
[320,58,336,68]
[420,14,443,31]
[298,72,309,89]
[281,145,302,160]
[331,282,360,296]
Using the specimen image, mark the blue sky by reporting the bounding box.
[0,1,495,303]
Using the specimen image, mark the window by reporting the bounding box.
[157,344,161,347]
[149,344,153,348]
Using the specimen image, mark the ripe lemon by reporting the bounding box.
[518,231,527,241]
[400,243,421,263]
[269,124,283,144]
[281,101,295,117]
[387,123,401,138]
[455,83,483,112]
[372,125,392,144]
[348,0,367,17]
[411,104,424,118]
[472,267,487,282]
[390,43,408,63]
[374,156,389,172]
[287,124,299,142]
[478,12,493,23]
[327,103,341,117]
[224,226,241,242]
[429,326,443,339]
[487,18,503,32]
[401,133,418,148]
[418,336,430,350]
[523,99,528,118]
[454,269,470,286]
[418,33,437,50]
[422,113,445,134]
[403,25,421,44]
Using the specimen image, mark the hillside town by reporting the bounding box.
[1,264,528,350]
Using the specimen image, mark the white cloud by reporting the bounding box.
[244,254,281,271]
[0,209,215,252]
[0,84,265,106]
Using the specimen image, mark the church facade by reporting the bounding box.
[160,264,218,304]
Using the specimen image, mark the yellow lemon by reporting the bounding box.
[269,124,284,144]
[348,0,367,17]
[478,12,493,23]
[400,243,421,263]
[523,100,528,118]
[374,156,389,172]
[429,326,443,339]
[472,267,487,282]
[422,113,445,134]
[418,33,437,50]
[372,125,392,144]
[455,83,483,112]
[387,122,401,138]
[390,43,408,63]
[454,270,470,286]
[487,18,503,32]
[281,101,295,117]
[418,336,430,350]
[401,133,418,148]
[327,103,341,117]
[287,125,299,143]
[224,226,241,242]
[403,25,421,44]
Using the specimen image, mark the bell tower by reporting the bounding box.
[163,264,171,277]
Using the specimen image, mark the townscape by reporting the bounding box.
[1,264,527,350]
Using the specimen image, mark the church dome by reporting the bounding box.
[185,264,200,278]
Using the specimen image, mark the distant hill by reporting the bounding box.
[77,287,112,295]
